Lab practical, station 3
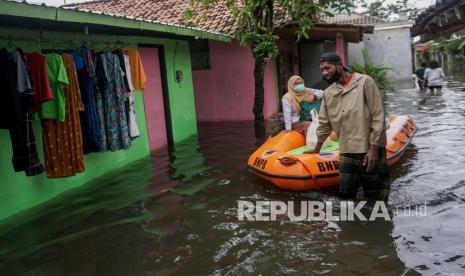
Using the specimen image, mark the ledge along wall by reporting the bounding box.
[0,26,198,221]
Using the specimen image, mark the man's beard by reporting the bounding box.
[324,71,341,85]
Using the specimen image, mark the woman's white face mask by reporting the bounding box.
[294,83,305,93]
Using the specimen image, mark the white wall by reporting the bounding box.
[363,27,413,81]
[348,42,365,66]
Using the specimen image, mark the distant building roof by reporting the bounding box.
[413,0,464,41]
[320,13,386,25]
[320,13,413,29]
[415,43,431,53]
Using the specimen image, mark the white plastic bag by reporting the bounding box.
[306,109,319,148]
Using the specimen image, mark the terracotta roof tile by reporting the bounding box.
[66,0,291,36]
[66,0,371,38]
[65,0,239,36]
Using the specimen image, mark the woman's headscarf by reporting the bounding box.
[283,75,314,113]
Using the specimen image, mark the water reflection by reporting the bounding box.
[0,157,154,274]
[1,67,465,274]
[389,65,465,274]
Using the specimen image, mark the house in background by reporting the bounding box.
[278,18,366,88]
[414,43,431,64]
[331,13,415,84]
[0,0,230,220]
[68,0,366,121]
[0,0,367,222]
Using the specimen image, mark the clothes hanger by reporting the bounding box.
[102,41,112,52]
[60,40,76,53]
[111,41,123,52]
[1,37,16,50]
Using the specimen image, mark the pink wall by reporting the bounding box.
[276,40,300,74]
[139,47,167,150]
[336,33,348,66]
[193,40,278,122]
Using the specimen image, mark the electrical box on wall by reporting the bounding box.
[175,70,183,83]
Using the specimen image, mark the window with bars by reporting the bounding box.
[189,39,211,70]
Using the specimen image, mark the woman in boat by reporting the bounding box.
[282,75,324,136]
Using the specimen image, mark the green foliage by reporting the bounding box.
[185,0,355,60]
[266,112,284,137]
[184,0,356,132]
[349,48,392,91]
[458,39,465,50]
[445,39,463,55]
[240,31,280,58]
[429,37,465,56]
[181,9,194,20]
[360,0,420,21]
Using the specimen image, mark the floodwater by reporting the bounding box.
[1,66,465,275]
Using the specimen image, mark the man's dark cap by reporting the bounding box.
[320,52,342,64]
[320,52,349,71]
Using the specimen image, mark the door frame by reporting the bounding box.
[138,44,174,147]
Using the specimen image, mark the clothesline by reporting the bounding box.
[0,36,132,47]
[1,44,147,178]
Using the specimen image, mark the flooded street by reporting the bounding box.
[1,66,465,275]
[388,64,465,275]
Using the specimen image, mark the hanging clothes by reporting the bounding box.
[122,52,140,139]
[95,52,131,152]
[113,50,131,96]
[0,49,44,176]
[94,53,108,150]
[41,54,85,178]
[72,48,102,154]
[39,53,69,121]
[124,48,147,90]
[114,50,139,139]
[24,52,53,113]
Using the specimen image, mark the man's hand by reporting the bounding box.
[304,88,315,102]
[304,141,323,154]
[303,149,319,154]
[363,145,378,172]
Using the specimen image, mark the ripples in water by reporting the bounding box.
[1,67,465,275]
[389,66,465,275]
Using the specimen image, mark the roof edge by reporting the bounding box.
[0,0,232,42]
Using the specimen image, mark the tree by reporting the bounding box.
[361,0,420,21]
[184,0,354,136]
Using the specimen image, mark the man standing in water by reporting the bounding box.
[306,53,388,200]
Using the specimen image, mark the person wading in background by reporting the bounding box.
[424,60,445,94]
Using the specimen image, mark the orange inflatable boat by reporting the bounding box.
[247,115,417,191]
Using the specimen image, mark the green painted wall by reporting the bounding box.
[0,26,198,220]
[163,41,198,142]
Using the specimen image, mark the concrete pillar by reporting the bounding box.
[447,53,454,64]
[335,32,348,65]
